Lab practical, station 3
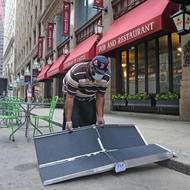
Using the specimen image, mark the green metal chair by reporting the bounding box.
[0,115,18,141]
[0,98,20,141]
[5,97,23,125]
[33,96,59,136]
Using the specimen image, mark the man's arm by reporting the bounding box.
[96,92,105,126]
[65,93,75,131]
[65,93,75,121]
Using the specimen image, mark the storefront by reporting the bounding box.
[63,34,98,71]
[97,0,181,114]
[37,62,53,99]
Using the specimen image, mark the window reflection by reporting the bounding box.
[121,51,127,93]
[78,0,99,28]
[159,36,169,93]
[172,33,181,93]
[148,40,156,94]
[119,34,181,96]
[138,44,145,93]
[129,47,135,95]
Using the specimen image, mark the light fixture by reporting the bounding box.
[47,57,52,65]
[24,67,31,82]
[32,60,39,77]
[16,77,20,88]
[95,20,103,35]
[63,44,69,55]
[123,71,127,78]
[19,74,24,86]
[170,3,190,35]
[177,47,182,52]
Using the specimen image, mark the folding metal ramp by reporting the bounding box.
[33,125,174,185]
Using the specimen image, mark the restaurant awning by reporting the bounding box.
[61,34,98,71]
[47,54,67,78]
[37,64,53,82]
[97,0,179,55]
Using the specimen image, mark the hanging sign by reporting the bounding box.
[47,23,54,50]
[32,68,39,77]
[38,36,43,59]
[27,81,32,101]
[94,0,103,8]
[63,1,70,36]
[24,75,31,82]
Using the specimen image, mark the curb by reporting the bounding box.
[111,111,180,121]
[158,153,190,175]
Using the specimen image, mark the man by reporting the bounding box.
[62,55,111,131]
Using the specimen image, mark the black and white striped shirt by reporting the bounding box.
[63,62,110,101]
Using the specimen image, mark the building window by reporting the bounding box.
[31,16,33,28]
[138,43,145,94]
[35,5,37,19]
[29,37,31,50]
[118,33,181,96]
[33,30,36,45]
[59,11,67,44]
[77,0,99,28]
[129,47,135,95]
[159,35,169,93]
[40,0,42,11]
[172,33,182,93]
[148,39,156,94]
[121,51,127,93]
[38,23,41,36]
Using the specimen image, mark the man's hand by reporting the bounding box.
[97,117,105,127]
[66,121,73,132]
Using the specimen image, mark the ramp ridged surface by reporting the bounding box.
[107,144,170,162]
[34,125,173,185]
[34,127,100,165]
[97,125,146,150]
[40,152,113,185]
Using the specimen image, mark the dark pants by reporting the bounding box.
[62,98,96,130]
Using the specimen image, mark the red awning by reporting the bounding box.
[97,0,179,55]
[47,54,67,78]
[37,64,52,82]
[62,34,98,71]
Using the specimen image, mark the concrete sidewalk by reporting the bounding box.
[0,107,190,189]
[32,108,190,176]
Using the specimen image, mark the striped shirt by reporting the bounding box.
[63,62,110,101]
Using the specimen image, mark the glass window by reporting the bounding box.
[148,40,156,94]
[138,43,145,93]
[77,0,99,28]
[40,0,42,10]
[129,47,135,95]
[33,30,36,45]
[172,33,182,93]
[121,51,127,93]
[88,0,99,20]
[58,11,67,45]
[159,36,169,93]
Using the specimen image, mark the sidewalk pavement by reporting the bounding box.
[32,108,190,176]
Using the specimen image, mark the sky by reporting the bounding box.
[0,0,5,27]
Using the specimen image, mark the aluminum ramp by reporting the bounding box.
[33,125,174,185]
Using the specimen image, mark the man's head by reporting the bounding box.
[91,55,111,75]
[90,55,111,81]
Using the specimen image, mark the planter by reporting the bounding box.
[127,99,153,107]
[156,99,179,108]
[112,99,127,106]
